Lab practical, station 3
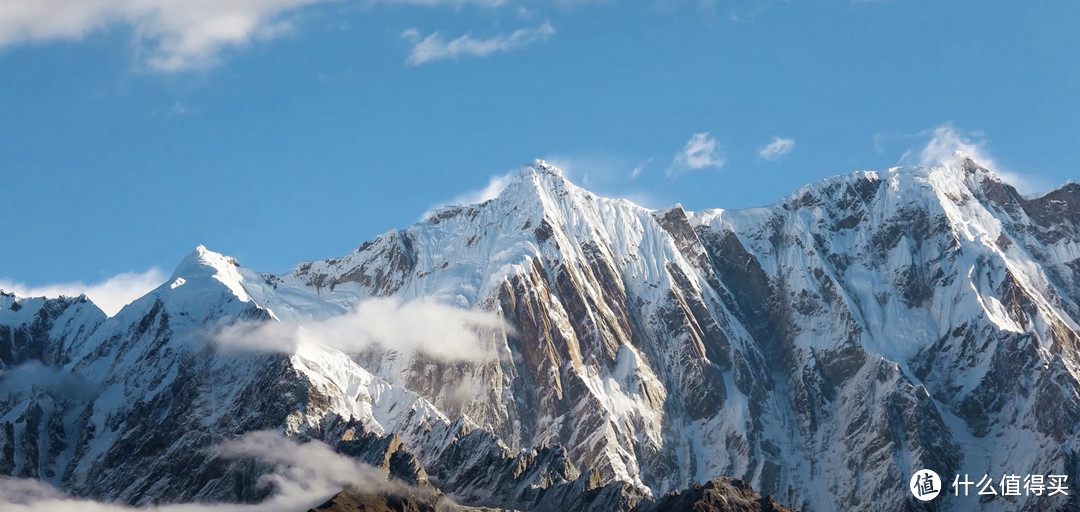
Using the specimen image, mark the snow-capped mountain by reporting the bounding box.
[2,158,1078,511]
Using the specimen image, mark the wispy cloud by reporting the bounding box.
[421,171,516,220]
[630,157,653,178]
[905,122,1047,195]
[757,136,794,162]
[0,0,565,71]
[0,268,166,317]
[374,0,507,5]
[167,102,189,118]
[725,0,782,23]
[542,152,626,186]
[872,132,890,154]
[0,431,418,512]
[541,153,661,207]
[0,361,100,401]
[0,0,337,71]
[915,123,995,169]
[402,21,555,66]
[212,298,511,361]
[667,132,724,176]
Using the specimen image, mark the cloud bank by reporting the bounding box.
[0,268,166,317]
[402,21,555,65]
[213,297,509,361]
[0,431,391,512]
[667,132,724,175]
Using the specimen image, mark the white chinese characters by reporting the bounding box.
[951,474,1068,497]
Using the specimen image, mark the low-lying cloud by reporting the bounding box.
[212,297,510,361]
[0,268,166,317]
[0,361,100,401]
[0,431,394,512]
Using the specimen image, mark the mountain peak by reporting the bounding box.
[0,289,18,310]
[528,158,565,176]
[513,159,573,194]
[171,245,240,279]
[481,159,582,218]
[163,245,252,305]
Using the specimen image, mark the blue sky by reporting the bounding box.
[1,0,1077,312]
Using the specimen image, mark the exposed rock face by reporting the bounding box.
[2,159,1079,511]
[636,477,798,512]
[308,477,794,512]
[308,489,479,512]
[306,483,512,512]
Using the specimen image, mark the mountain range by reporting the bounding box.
[2,158,1078,511]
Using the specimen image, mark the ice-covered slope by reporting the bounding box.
[2,158,1079,511]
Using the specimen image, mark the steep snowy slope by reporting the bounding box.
[0,246,586,509]
[2,158,1078,512]
[269,159,1080,511]
[692,160,1080,511]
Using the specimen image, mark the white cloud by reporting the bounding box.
[420,171,515,220]
[0,0,331,71]
[212,297,510,361]
[757,136,794,162]
[0,431,409,512]
[0,0,565,71]
[630,157,652,178]
[915,123,996,169]
[667,132,724,175]
[0,268,166,317]
[402,21,555,66]
[908,122,1046,195]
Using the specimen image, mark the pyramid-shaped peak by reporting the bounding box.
[491,159,580,204]
[530,158,564,175]
[511,159,572,191]
[171,245,242,281]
